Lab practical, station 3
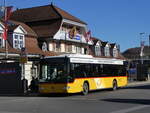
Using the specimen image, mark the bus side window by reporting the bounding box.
[81,71,87,77]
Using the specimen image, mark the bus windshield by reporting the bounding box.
[39,60,74,83]
[40,63,66,82]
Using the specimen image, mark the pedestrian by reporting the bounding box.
[29,76,36,93]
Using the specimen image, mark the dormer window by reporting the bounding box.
[13,33,25,49]
[95,45,101,56]
[0,32,4,48]
[105,46,110,57]
[113,48,118,57]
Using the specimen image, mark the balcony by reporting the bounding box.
[53,30,87,44]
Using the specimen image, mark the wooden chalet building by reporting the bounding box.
[10,4,123,59]
[10,4,89,55]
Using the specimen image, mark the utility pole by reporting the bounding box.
[51,0,54,4]
[139,32,145,64]
[148,35,150,48]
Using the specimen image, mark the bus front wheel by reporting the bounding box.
[82,82,89,95]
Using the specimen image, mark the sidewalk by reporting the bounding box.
[127,79,150,87]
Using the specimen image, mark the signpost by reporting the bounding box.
[20,47,28,63]
[20,47,28,81]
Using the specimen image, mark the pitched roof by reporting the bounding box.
[0,38,42,56]
[53,5,87,25]
[110,43,116,48]
[101,41,108,47]
[0,38,58,57]
[0,20,59,57]
[91,37,99,45]
[29,19,62,37]
[90,37,102,45]
[10,4,86,25]
[10,5,61,22]
[123,47,140,55]
[1,20,38,37]
[122,46,150,59]
[8,25,18,32]
[10,20,38,37]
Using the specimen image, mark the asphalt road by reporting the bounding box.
[0,83,150,113]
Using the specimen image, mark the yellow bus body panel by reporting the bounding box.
[39,76,127,94]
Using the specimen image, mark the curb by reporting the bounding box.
[127,80,150,87]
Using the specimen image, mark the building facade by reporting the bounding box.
[0,20,55,85]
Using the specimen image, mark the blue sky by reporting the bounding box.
[1,0,150,52]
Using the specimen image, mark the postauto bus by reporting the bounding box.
[39,54,127,95]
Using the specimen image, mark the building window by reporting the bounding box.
[72,45,76,53]
[31,66,37,78]
[42,42,47,51]
[95,46,101,56]
[76,46,81,54]
[0,33,4,48]
[56,42,60,52]
[81,47,84,54]
[84,48,87,54]
[113,48,118,57]
[0,38,2,48]
[13,34,25,49]
[105,46,110,56]
[66,44,72,53]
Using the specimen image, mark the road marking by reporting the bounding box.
[110,105,150,113]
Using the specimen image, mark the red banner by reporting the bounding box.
[2,6,13,40]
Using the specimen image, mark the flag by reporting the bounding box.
[140,41,145,57]
[2,27,7,40]
[5,6,13,22]
[2,6,13,40]
[69,26,76,39]
[85,30,91,42]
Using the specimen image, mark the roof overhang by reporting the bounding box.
[62,19,87,28]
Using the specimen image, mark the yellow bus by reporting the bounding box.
[39,54,127,95]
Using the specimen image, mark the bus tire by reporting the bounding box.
[82,82,89,95]
[112,80,117,91]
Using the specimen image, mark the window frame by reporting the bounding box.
[95,45,101,56]
[13,33,25,49]
[0,32,4,48]
[104,46,110,57]
[113,48,118,57]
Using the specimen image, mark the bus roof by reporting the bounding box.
[44,54,124,65]
[44,54,93,59]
